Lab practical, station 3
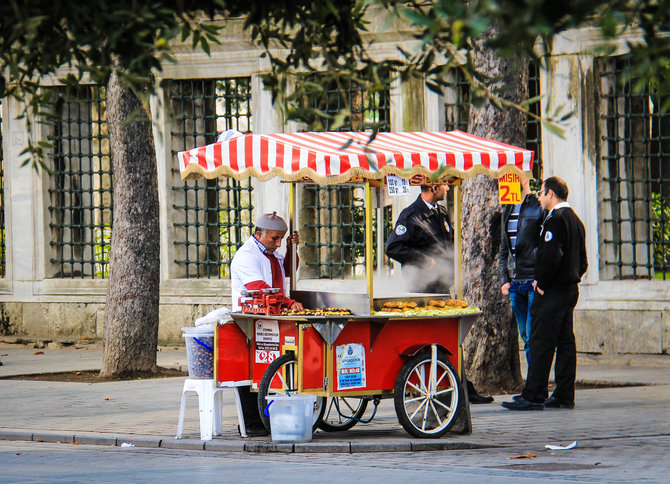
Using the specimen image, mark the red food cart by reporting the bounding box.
[178,130,533,438]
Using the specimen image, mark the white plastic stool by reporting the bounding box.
[175,378,248,440]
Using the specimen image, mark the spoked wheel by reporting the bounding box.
[318,397,369,432]
[257,353,326,433]
[394,349,462,438]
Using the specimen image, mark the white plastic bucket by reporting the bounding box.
[265,394,316,442]
[182,327,214,379]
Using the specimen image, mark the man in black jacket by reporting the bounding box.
[502,176,587,411]
[499,176,544,365]
[385,183,453,293]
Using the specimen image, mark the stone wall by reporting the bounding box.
[0,302,229,343]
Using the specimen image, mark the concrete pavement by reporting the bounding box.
[1,342,669,454]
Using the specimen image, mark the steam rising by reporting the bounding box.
[376,244,455,296]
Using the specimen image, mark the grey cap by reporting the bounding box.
[254,211,288,232]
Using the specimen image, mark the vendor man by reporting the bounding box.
[230,211,302,436]
[230,211,303,312]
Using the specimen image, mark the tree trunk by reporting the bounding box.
[461,25,528,394]
[100,71,160,377]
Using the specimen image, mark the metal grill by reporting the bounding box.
[169,78,254,278]
[599,58,670,280]
[47,86,112,279]
[302,78,391,278]
[444,71,470,132]
[0,99,5,278]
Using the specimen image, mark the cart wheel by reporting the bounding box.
[394,350,462,438]
[318,397,369,432]
[257,353,326,433]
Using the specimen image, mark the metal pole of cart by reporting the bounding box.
[289,181,297,292]
[365,181,374,314]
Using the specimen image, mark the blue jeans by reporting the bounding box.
[509,280,534,365]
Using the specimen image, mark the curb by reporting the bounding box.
[0,430,494,454]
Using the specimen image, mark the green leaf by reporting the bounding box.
[542,119,565,138]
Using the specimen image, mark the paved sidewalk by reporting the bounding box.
[1,344,669,453]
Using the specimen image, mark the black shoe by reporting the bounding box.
[469,393,494,404]
[512,394,523,401]
[501,397,544,411]
[238,424,270,437]
[544,396,575,409]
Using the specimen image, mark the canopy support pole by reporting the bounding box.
[365,181,374,314]
[453,183,462,299]
[289,182,297,292]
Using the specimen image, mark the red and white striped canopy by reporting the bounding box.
[178,130,533,184]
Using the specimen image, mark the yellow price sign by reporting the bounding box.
[498,173,522,204]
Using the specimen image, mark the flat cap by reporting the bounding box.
[254,211,288,232]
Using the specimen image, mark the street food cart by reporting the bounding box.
[178,130,533,438]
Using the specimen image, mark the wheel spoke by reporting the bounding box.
[434,387,454,397]
[432,397,454,413]
[341,398,356,414]
[428,400,444,427]
[404,394,427,404]
[412,366,428,394]
[421,399,429,430]
[408,398,428,421]
[406,380,426,395]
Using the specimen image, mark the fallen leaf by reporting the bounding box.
[104,397,112,400]
[35,439,43,442]
[74,371,82,375]
[508,452,537,460]
[80,336,89,340]
[174,362,179,365]
[595,462,602,466]
[33,351,44,355]
[71,442,80,445]
[1,353,8,356]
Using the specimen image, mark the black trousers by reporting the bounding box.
[522,285,579,403]
[238,385,264,429]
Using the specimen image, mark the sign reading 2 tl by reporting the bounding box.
[498,173,522,204]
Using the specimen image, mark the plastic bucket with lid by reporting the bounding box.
[182,326,214,379]
[264,394,316,442]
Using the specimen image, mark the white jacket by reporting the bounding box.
[230,237,286,311]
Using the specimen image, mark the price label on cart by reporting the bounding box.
[387,175,411,196]
[336,343,366,390]
[255,320,280,364]
[498,173,522,204]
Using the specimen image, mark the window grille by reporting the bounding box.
[47,86,112,279]
[444,71,470,133]
[598,58,670,280]
[0,99,5,277]
[169,78,254,278]
[301,77,392,279]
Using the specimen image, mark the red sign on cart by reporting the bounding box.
[255,320,280,364]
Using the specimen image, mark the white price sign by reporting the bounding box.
[387,175,410,197]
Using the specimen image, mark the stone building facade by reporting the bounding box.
[0,20,667,353]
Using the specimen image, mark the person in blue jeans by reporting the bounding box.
[499,176,544,366]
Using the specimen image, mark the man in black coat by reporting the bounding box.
[386,183,453,293]
[502,176,587,411]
